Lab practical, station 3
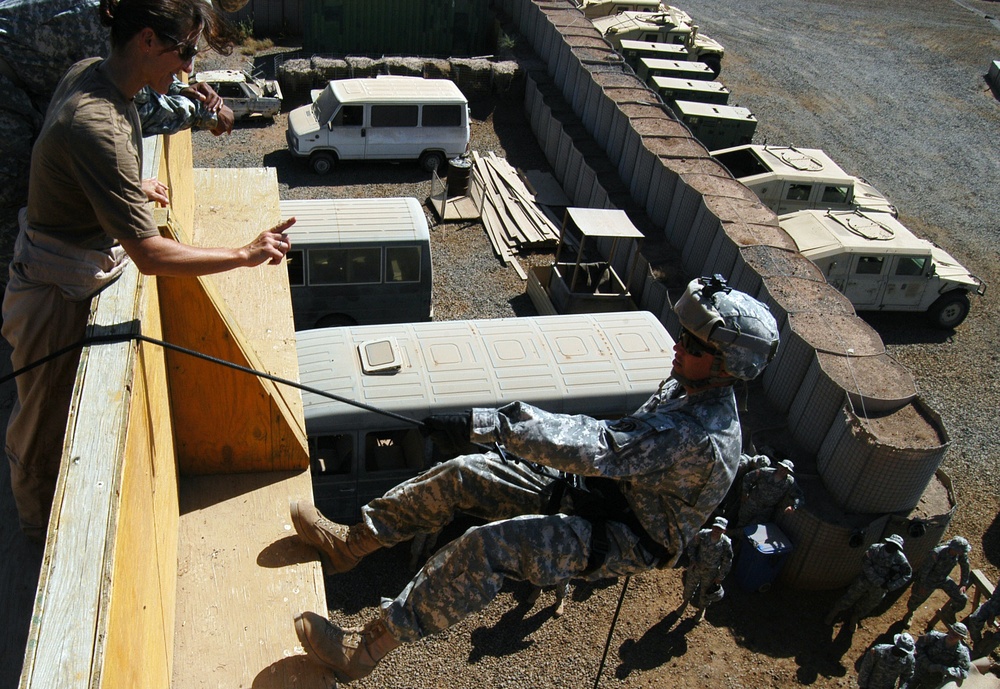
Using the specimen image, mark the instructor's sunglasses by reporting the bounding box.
[158,31,201,62]
[678,329,717,357]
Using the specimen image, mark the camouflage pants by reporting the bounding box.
[828,576,886,622]
[682,566,720,609]
[966,597,1000,643]
[907,577,962,613]
[737,497,773,528]
[361,453,657,643]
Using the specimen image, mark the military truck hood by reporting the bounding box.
[288,104,320,137]
[931,246,980,288]
[851,177,897,216]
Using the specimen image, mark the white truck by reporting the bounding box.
[779,209,986,328]
[712,144,898,216]
[592,8,725,76]
[191,69,282,120]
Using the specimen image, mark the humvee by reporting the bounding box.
[578,0,661,18]
[712,144,897,216]
[592,9,725,76]
[779,209,986,329]
[191,69,283,120]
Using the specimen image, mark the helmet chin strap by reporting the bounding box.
[673,353,733,391]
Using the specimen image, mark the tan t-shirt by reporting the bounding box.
[27,57,160,249]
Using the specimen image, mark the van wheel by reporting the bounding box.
[315,314,357,328]
[419,151,445,173]
[927,292,970,329]
[310,152,335,175]
[701,55,722,78]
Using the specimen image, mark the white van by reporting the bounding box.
[297,311,675,522]
[285,75,470,174]
[281,197,433,329]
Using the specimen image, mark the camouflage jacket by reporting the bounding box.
[134,79,220,137]
[861,543,912,592]
[857,643,914,689]
[687,528,733,579]
[914,631,970,680]
[742,466,803,511]
[472,379,741,566]
[915,543,970,590]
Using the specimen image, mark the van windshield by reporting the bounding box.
[313,86,341,126]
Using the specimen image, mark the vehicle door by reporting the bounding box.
[309,433,359,524]
[364,103,420,161]
[880,255,930,309]
[326,104,367,159]
[843,254,888,308]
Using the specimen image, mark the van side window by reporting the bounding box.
[286,250,305,286]
[855,256,885,275]
[895,256,927,276]
[364,429,425,472]
[422,104,462,127]
[785,183,812,201]
[309,247,382,284]
[333,105,363,127]
[371,104,418,127]
[385,246,421,282]
[309,434,353,475]
[821,185,850,203]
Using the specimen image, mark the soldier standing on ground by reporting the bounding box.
[286,275,780,684]
[902,536,971,628]
[911,623,971,689]
[966,577,1000,647]
[857,632,915,689]
[736,458,803,528]
[826,535,912,631]
[675,515,733,622]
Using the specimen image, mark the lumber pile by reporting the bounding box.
[472,151,561,276]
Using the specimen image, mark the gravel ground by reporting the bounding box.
[189,0,1000,684]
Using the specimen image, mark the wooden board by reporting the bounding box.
[158,169,308,474]
[172,471,332,689]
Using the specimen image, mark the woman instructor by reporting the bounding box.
[2,0,294,541]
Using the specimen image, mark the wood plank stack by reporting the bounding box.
[471,151,561,275]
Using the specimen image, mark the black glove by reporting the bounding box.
[420,412,472,456]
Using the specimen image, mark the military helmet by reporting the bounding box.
[673,275,779,381]
[948,536,971,553]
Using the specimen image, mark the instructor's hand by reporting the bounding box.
[420,412,472,456]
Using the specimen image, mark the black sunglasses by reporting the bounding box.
[678,329,717,357]
[158,31,201,62]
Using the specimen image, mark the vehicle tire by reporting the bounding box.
[315,314,357,328]
[701,55,722,78]
[419,151,445,173]
[926,291,970,329]
[310,152,335,175]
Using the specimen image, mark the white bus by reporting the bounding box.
[282,197,433,329]
[297,311,675,522]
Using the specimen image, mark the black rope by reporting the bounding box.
[0,331,423,427]
[594,574,630,689]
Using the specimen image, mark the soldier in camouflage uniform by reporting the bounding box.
[911,623,971,689]
[676,515,732,622]
[857,632,915,689]
[736,458,803,528]
[0,0,232,209]
[826,535,913,630]
[288,275,780,684]
[901,537,971,628]
[966,578,1000,645]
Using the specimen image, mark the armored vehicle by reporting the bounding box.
[779,209,985,328]
[191,69,282,120]
[712,144,898,216]
[578,0,661,18]
[592,9,725,75]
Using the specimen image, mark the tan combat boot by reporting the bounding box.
[295,611,401,683]
[289,501,381,573]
